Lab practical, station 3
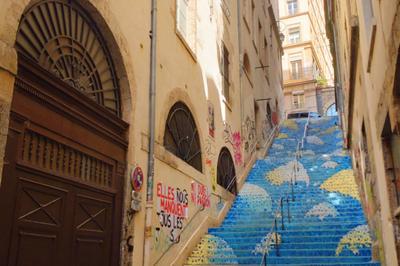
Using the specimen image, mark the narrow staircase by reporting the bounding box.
[185,117,380,266]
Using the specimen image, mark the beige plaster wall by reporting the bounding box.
[0,0,284,265]
[328,0,400,265]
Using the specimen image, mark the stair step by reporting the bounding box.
[185,117,379,266]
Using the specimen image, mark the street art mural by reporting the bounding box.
[156,182,189,243]
[336,225,372,255]
[223,123,242,166]
[191,181,211,209]
[266,160,310,186]
[186,116,377,265]
[186,234,238,265]
[305,202,338,221]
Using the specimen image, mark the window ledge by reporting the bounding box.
[223,97,232,111]
[176,29,197,63]
[140,132,206,183]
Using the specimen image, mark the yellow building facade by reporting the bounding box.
[279,0,335,117]
[0,0,283,265]
[326,0,400,265]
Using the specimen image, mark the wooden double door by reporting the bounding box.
[0,58,128,266]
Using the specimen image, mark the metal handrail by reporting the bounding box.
[261,124,279,152]
[260,116,310,265]
[301,112,311,149]
[153,203,206,265]
[259,197,285,265]
[225,174,238,194]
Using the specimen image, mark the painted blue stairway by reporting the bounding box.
[185,117,380,265]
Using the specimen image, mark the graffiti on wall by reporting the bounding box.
[223,122,242,166]
[204,135,217,191]
[191,181,211,208]
[208,101,215,138]
[243,116,256,152]
[156,182,189,243]
[205,137,216,161]
[261,118,271,143]
[210,166,217,191]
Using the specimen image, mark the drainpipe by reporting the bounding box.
[143,0,157,265]
[237,0,244,151]
[327,0,343,125]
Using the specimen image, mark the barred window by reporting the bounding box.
[164,102,202,172]
[217,148,236,194]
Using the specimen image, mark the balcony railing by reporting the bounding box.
[283,67,317,81]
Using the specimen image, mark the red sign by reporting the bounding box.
[131,167,144,192]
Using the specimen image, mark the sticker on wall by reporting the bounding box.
[131,166,144,192]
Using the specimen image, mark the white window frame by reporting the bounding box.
[292,92,304,109]
[287,0,298,16]
[176,0,197,57]
[288,26,301,44]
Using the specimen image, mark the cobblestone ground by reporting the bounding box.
[185,116,380,266]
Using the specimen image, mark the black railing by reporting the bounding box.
[260,115,309,265]
[283,67,317,81]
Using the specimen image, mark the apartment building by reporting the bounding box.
[279,0,335,117]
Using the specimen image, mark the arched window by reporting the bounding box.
[326,103,337,116]
[16,0,121,116]
[164,102,202,172]
[217,148,236,194]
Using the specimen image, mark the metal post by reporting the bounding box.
[287,197,291,223]
[264,253,267,266]
[280,198,284,230]
[291,177,295,202]
[274,218,280,256]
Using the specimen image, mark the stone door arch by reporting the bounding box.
[0,1,129,265]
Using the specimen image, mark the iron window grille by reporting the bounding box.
[164,102,202,172]
[217,148,237,194]
[16,0,121,116]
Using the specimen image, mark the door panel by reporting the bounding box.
[0,60,127,265]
